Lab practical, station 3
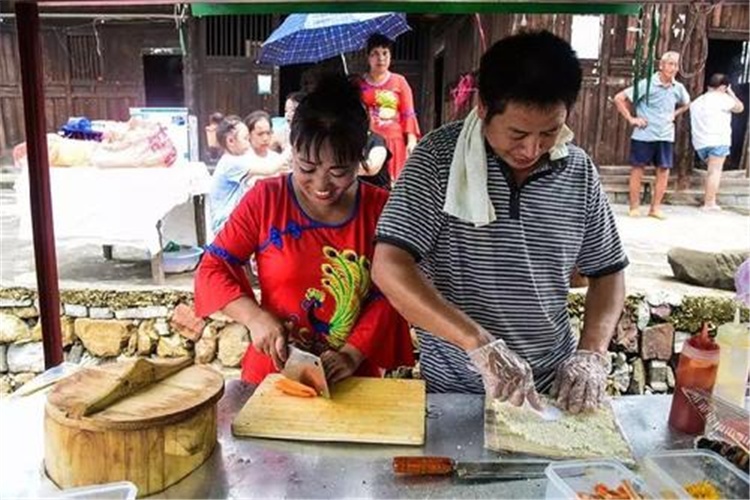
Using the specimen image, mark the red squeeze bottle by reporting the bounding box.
[668,323,720,434]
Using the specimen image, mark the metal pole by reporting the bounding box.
[15,2,63,369]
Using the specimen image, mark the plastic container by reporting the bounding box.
[544,459,654,499]
[713,312,750,407]
[669,324,721,435]
[643,449,750,499]
[162,245,204,274]
[57,481,137,500]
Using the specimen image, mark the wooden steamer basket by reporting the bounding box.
[44,359,224,497]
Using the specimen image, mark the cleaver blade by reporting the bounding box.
[282,346,330,398]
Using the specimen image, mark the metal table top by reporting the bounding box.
[0,380,696,499]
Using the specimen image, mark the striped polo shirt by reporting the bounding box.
[376,121,628,394]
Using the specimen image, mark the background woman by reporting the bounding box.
[194,73,414,386]
[359,33,420,182]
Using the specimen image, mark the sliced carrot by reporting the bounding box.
[275,377,317,397]
[622,479,642,500]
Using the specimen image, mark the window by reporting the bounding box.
[570,15,603,60]
[67,33,102,81]
[206,15,274,57]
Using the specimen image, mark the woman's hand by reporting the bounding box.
[246,310,289,370]
[321,344,365,384]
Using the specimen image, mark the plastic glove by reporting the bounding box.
[468,338,541,408]
[551,349,611,414]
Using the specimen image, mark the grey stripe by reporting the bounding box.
[377,121,628,394]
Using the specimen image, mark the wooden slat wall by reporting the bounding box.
[428,4,749,176]
[0,20,177,156]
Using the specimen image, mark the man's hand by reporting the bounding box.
[468,337,541,408]
[551,350,611,414]
[247,310,288,369]
[629,116,648,128]
[321,345,364,384]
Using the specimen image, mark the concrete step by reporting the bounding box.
[599,165,749,179]
[600,175,750,191]
[606,188,749,211]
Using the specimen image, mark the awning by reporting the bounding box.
[192,2,641,16]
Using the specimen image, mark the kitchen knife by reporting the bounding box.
[282,345,330,398]
[393,456,551,480]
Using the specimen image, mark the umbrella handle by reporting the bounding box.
[340,53,349,75]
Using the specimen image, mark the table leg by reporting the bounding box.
[102,245,113,260]
[193,194,207,247]
[150,251,165,285]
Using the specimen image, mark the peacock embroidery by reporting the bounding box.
[299,246,371,350]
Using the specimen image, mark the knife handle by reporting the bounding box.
[393,456,454,476]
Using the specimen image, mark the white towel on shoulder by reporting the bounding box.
[443,107,575,227]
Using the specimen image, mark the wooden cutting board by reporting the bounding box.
[232,374,426,445]
[45,361,224,497]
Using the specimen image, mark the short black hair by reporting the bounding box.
[209,112,224,125]
[290,72,368,166]
[216,115,242,149]
[707,73,729,89]
[286,91,306,104]
[478,30,582,121]
[366,33,393,55]
[244,110,271,133]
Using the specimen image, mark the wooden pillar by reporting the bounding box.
[15,2,63,368]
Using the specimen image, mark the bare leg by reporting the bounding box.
[650,167,670,216]
[703,156,725,208]
[629,166,644,214]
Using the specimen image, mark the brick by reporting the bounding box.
[614,314,638,353]
[0,298,32,308]
[641,323,675,361]
[63,304,88,318]
[114,306,169,320]
[170,304,205,342]
[89,307,114,320]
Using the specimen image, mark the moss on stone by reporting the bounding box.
[670,296,749,334]
[0,287,193,309]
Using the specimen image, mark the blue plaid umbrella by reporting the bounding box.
[259,13,410,69]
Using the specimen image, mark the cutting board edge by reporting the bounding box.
[231,422,425,446]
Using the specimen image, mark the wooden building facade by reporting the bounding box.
[0,10,184,158]
[1,4,748,180]
[424,4,749,181]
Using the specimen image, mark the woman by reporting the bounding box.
[359,33,421,182]
[242,110,288,189]
[194,74,414,386]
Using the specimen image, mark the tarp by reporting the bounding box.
[192,2,641,16]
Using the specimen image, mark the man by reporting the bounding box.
[614,52,691,220]
[372,31,627,414]
[689,73,744,210]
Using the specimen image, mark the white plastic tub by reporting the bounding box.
[162,245,203,274]
[57,481,137,500]
[643,449,750,499]
[544,459,654,499]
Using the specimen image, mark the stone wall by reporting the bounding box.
[0,288,247,395]
[0,287,747,396]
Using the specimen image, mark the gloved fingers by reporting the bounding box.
[580,384,599,413]
[525,385,543,411]
[554,372,573,409]
[564,376,587,414]
[507,383,525,406]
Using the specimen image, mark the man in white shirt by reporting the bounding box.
[690,73,745,210]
